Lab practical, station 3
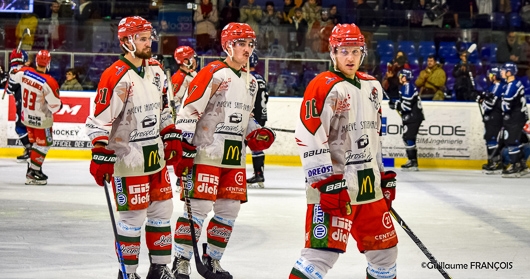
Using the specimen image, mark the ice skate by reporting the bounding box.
[401,159,418,171]
[247,173,265,188]
[146,263,175,279]
[25,167,48,185]
[202,243,233,279]
[171,255,191,279]
[482,160,503,175]
[118,269,141,279]
[16,146,31,163]
[502,162,524,178]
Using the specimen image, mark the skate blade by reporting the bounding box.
[17,158,29,163]
[482,169,502,175]
[501,173,521,178]
[247,182,265,189]
[25,178,47,185]
[401,167,419,172]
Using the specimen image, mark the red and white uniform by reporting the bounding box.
[85,56,173,177]
[296,71,385,205]
[10,67,61,128]
[171,68,196,111]
[176,59,259,168]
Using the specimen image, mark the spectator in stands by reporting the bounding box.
[447,0,477,28]
[328,4,342,24]
[302,0,321,38]
[282,0,297,23]
[452,50,476,100]
[74,0,100,51]
[474,0,493,28]
[60,68,83,91]
[520,35,530,77]
[421,0,447,28]
[411,0,428,28]
[260,1,281,51]
[309,9,333,58]
[497,31,522,64]
[356,0,379,49]
[16,13,38,51]
[240,0,263,38]
[157,19,178,55]
[220,0,241,32]
[415,55,447,100]
[46,1,65,50]
[287,7,308,53]
[383,51,411,100]
[194,0,219,52]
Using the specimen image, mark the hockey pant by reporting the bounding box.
[289,246,397,279]
[174,198,240,260]
[117,199,173,273]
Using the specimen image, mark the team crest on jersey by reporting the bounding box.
[369,87,380,110]
[115,65,126,76]
[325,76,337,85]
[249,79,257,96]
[336,95,351,113]
[152,73,161,90]
[209,63,222,73]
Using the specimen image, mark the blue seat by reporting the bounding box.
[480,43,498,63]
[443,62,456,74]
[397,41,416,58]
[511,0,521,12]
[508,12,522,28]
[475,74,488,92]
[418,41,436,60]
[445,75,456,99]
[492,13,506,29]
[409,58,421,77]
[376,40,395,58]
[438,42,458,63]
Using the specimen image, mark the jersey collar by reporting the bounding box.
[329,66,361,89]
[120,54,145,78]
[221,59,241,78]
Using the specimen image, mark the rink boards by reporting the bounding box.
[1,89,527,169]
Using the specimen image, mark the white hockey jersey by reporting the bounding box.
[8,66,61,128]
[171,68,196,112]
[295,70,385,205]
[176,59,259,168]
[85,56,173,177]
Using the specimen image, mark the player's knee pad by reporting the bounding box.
[291,248,339,279]
[15,126,27,137]
[213,198,241,221]
[365,246,398,279]
[118,210,147,237]
[403,139,416,148]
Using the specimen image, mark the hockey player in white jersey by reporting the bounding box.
[171,22,275,279]
[171,46,197,113]
[85,16,182,279]
[289,23,399,279]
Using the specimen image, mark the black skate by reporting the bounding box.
[146,264,175,279]
[118,269,141,279]
[171,255,191,279]
[482,160,503,175]
[502,162,524,178]
[247,173,265,188]
[401,159,418,171]
[16,147,31,163]
[26,167,48,185]
[201,243,233,279]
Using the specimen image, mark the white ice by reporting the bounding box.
[0,159,529,278]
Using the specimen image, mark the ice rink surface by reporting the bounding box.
[1,158,529,279]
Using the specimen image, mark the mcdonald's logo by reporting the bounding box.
[148,150,160,167]
[360,176,373,195]
[356,168,376,202]
[143,144,161,172]
[222,140,242,166]
[226,146,240,161]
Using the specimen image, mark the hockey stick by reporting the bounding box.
[466,43,478,102]
[270,127,295,133]
[103,179,128,279]
[182,169,222,279]
[390,207,452,279]
[2,28,30,100]
[165,69,176,118]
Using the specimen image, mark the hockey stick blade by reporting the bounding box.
[182,171,224,279]
[467,43,477,54]
[390,208,452,279]
[103,179,128,279]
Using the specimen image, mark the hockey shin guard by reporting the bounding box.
[174,214,204,259]
[205,216,234,260]
[252,151,265,175]
[29,145,49,170]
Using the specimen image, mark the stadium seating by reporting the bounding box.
[418,41,436,61]
[474,74,488,92]
[397,41,416,58]
[480,43,497,63]
[491,12,506,29]
[438,42,459,63]
[508,12,522,29]
[376,40,395,58]
[459,42,480,63]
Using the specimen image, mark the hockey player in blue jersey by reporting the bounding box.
[389,68,425,171]
[246,52,270,188]
[476,67,505,174]
[500,62,529,177]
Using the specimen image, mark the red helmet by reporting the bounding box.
[35,50,51,68]
[328,23,365,49]
[220,23,256,51]
[9,49,28,66]
[174,46,196,65]
[117,16,154,41]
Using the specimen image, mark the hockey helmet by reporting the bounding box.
[249,52,258,68]
[328,23,365,49]
[220,23,256,52]
[398,68,413,81]
[35,50,51,68]
[9,49,28,66]
[488,67,501,80]
[501,62,518,76]
[174,46,196,65]
[117,16,157,42]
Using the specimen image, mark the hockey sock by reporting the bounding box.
[173,214,204,259]
[205,215,234,260]
[290,257,328,279]
[117,216,143,273]
[29,145,49,170]
[146,218,172,263]
[405,147,417,160]
[252,151,265,175]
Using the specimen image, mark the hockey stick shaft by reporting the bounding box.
[182,169,221,279]
[165,69,176,117]
[2,28,30,100]
[270,127,295,133]
[104,179,128,279]
[389,207,452,279]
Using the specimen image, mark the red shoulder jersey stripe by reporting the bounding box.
[356,71,377,80]
[183,61,227,107]
[93,60,129,117]
[171,70,186,95]
[299,71,343,135]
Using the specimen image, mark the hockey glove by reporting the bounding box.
[312,174,352,216]
[381,171,397,210]
[161,126,183,165]
[174,139,196,177]
[246,127,276,151]
[90,147,117,186]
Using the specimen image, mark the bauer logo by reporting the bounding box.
[313,224,327,239]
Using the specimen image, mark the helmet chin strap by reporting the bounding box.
[224,43,235,60]
[123,35,137,58]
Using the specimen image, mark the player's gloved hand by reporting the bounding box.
[475,91,487,103]
[312,174,351,216]
[246,127,276,151]
[0,66,7,86]
[90,147,117,186]
[174,139,196,177]
[381,171,397,210]
[161,126,183,165]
